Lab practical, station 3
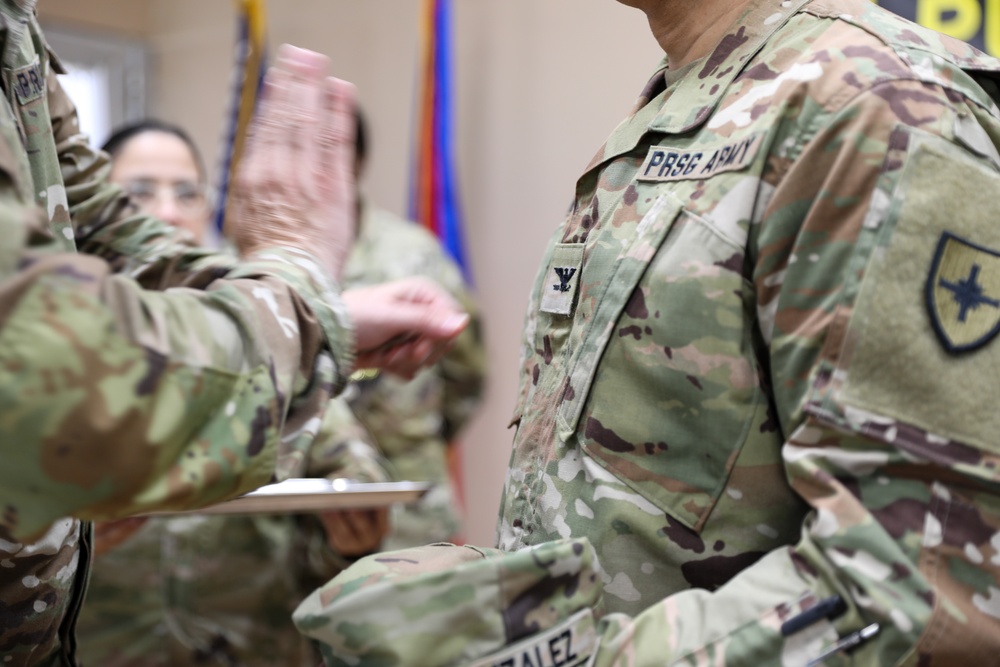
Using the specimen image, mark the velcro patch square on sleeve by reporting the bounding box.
[837,140,1000,462]
[540,244,585,316]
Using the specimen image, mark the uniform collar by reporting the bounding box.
[0,0,36,22]
[649,0,813,133]
[585,0,812,175]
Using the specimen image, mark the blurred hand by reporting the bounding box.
[344,277,470,378]
[229,44,356,278]
[318,507,389,557]
[93,517,148,556]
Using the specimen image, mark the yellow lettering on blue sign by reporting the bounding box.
[919,0,982,41]
[874,0,997,56]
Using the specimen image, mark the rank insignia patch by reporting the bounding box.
[926,232,1000,353]
[541,243,585,316]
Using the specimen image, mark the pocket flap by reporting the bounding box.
[557,193,684,441]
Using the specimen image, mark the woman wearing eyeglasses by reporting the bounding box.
[102,121,216,246]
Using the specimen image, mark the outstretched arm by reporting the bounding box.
[0,46,467,541]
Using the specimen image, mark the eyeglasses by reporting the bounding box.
[121,179,210,213]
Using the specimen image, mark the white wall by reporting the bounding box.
[40,0,664,546]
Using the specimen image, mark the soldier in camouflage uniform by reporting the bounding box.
[0,8,467,666]
[337,109,486,550]
[74,119,393,667]
[78,401,389,667]
[343,202,485,550]
[296,0,1000,665]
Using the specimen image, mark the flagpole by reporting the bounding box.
[214,0,268,233]
[410,0,471,542]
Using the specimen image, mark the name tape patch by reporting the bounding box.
[637,133,763,183]
[468,608,598,667]
[12,60,44,105]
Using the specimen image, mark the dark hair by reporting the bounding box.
[354,105,368,166]
[101,119,206,179]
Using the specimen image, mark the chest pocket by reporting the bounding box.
[558,192,766,533]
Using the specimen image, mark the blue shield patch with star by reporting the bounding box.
[926,232,1000,353]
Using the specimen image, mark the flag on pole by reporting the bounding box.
[214,0,268,233]
[410,0,471,538]
[410,0,470,279]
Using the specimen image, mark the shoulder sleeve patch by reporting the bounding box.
[927,231,1000,353]
[835,138,1000,469]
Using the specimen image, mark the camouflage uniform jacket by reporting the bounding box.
[497,0,1000,664]
[76,398,388,667]
[339,201,486,548]
[0,3,354,665]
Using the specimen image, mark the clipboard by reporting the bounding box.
[145,479,432,516]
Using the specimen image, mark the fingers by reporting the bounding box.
[279,47,329,183]
[320,509,385,557]
[428,312,471,340]
[93,517,148,556]
[390,275,462,309]
[238,65,286,198]
[243,46,330,188]
[344,277,470,377]
[387,301,469,342]
[404,278,469,345]
[357,332,460,379]
[316,77,358,275]
[373,507,389,537]
[317,77,357,194]
[416,333,458,368]
[276,43,330,76]
[320,514,354,556]
[275,46,329,192]
[379,340,427,379]
[229,44,351,276]
[352,508,388,554]
[320,512,355,553]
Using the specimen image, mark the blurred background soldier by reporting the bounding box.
[333,108,487,550]
[76,120,393,667]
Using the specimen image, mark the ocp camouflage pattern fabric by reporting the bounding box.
[295,538,604,667]
[75,397,388,667]
[0,2,354,665]
[338,203,486,549]
[297,0,1000,665]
